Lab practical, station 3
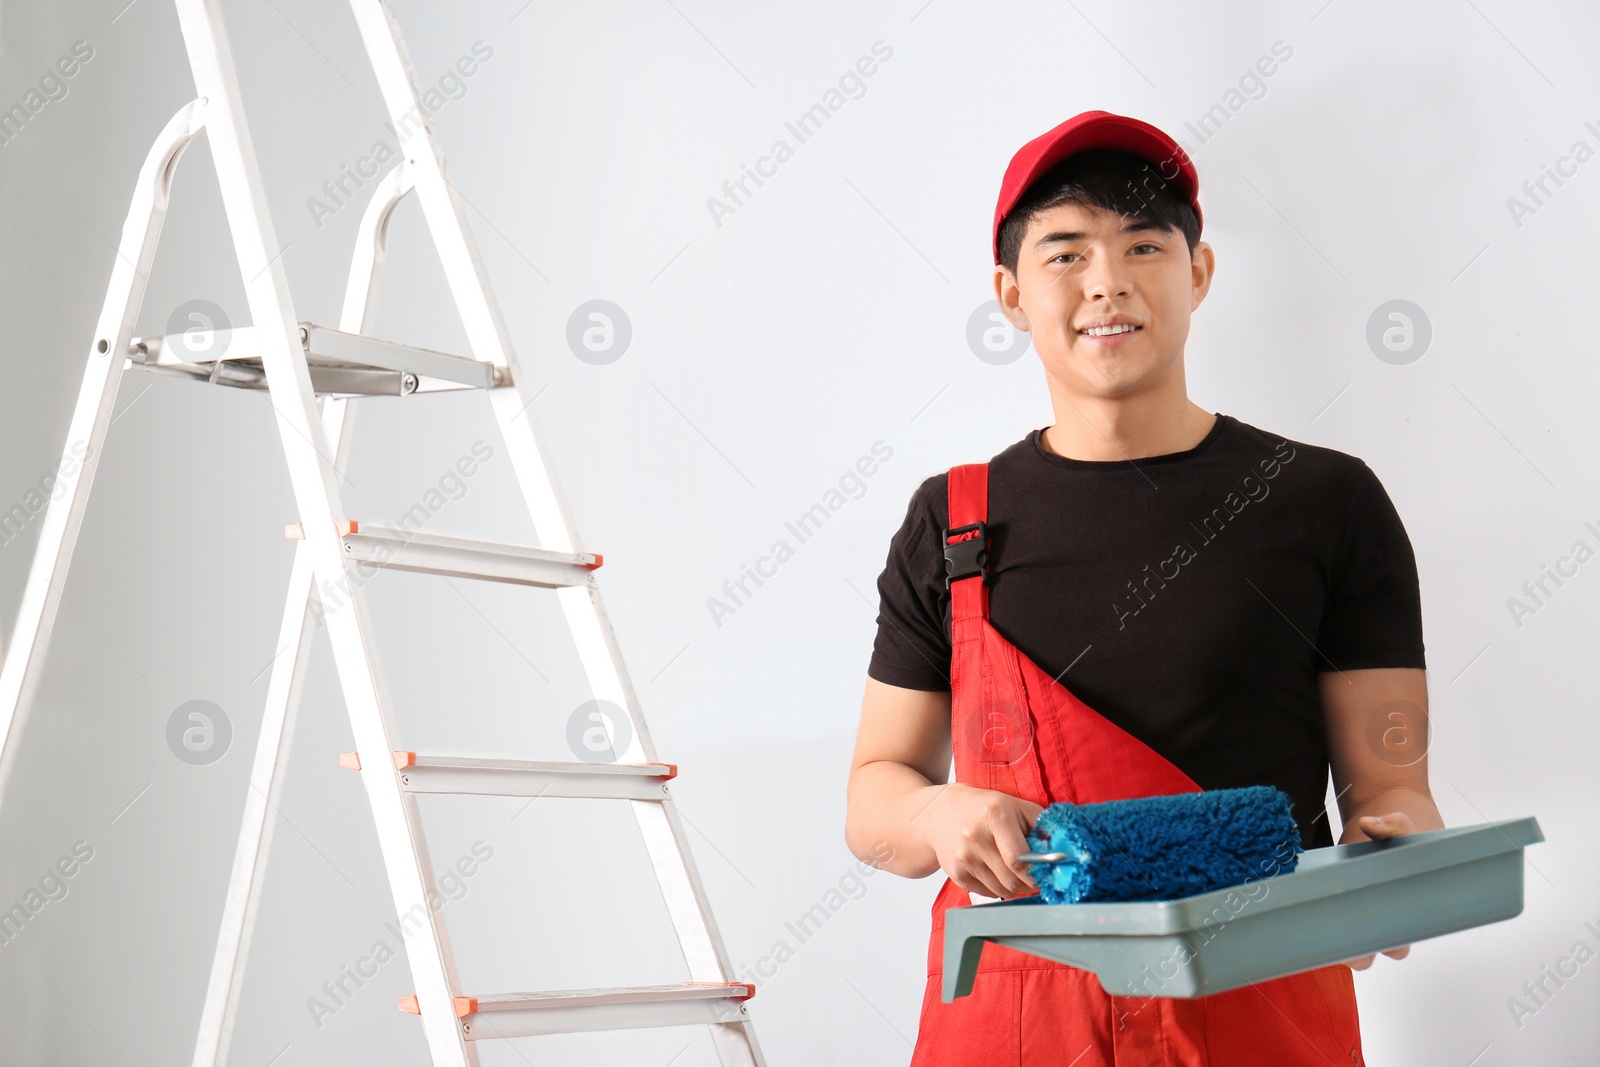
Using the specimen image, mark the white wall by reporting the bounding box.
[2,1,1597,1063]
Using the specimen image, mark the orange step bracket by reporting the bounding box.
[339,751,415,771]
[284,519,359,540]
[398,994,477,1018]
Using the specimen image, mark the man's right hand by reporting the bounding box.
[847,679,1046,895]
[913,782,1043,900]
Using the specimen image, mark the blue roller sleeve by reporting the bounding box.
[1024,786,1303,904]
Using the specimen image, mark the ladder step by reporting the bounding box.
[399,983,756,1040]
[127,321,509,396]
[343,751,678,800]
[285,521,601,587]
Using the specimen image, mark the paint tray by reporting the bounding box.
[943,817,1543,1001]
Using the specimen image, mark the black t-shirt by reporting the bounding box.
[867,413,1426,849]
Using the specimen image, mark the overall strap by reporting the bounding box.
[944,463,990,622]
[943,461,1048,807]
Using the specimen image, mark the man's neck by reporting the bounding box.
[1040,397,1217,463]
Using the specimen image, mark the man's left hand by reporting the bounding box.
[1339,811,1416,970]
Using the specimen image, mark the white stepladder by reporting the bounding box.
[0,2,766,1065]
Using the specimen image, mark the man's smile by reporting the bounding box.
[1076,315,1144,344]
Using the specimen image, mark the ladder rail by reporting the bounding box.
[573,585,767,1064]
[0,102,202,803]
[345,4,766,1062]
[189,161,437,1067]
[188,154,464,1062]
[346,0,577,554]
[189,507,326,1067]
[563,585,751,982]
[172,2,474,1063]
[342,164,415,334]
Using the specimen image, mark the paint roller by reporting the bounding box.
[1018,785,1303,904]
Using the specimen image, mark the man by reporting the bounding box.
[844,111,1443,1065]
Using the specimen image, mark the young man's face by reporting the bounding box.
[995,200,1213,401]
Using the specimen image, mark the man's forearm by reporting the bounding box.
[845,761,947,878]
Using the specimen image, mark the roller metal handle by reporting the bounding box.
[1017,846,1091,864]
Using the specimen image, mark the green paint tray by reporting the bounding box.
[943,817,1543,1002]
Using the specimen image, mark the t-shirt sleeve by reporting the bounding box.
[1314,461,1427,671]
[866,474,954,691]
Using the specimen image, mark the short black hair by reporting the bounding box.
[996,148,1200,274]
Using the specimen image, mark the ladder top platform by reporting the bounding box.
[128,321,508,396]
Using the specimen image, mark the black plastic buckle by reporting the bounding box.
[943,521,989,586]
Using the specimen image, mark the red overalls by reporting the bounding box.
[911,463,1365,1067]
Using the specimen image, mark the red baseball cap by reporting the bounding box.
[992,110,1202,265]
